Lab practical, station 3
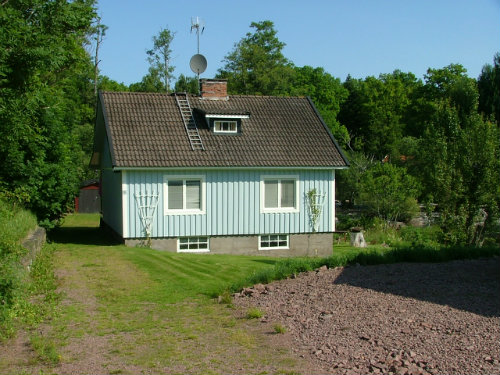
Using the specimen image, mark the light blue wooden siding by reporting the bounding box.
[122,169,335,238]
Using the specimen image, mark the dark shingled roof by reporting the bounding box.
[98,91,349,168]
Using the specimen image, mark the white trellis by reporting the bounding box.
[307,189,326,232]
[134,189,159,239]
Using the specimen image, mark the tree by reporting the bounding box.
[146,27,175,93]
[217,20,294,95]
[417,103,499,245]
[358,162,420,223]
[129,66,165,92]
[290,66,349,145]
[98,75,129,92]
[478,53,500,125]
[89,15,108,96]
[412,64,500,244]
[336,151,377,206]
[0,0,98,223]
[174,74,199,94]
[338,71,423,158]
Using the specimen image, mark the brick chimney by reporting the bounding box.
[200,79,228,100]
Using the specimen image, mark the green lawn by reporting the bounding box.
[0,214,304,374]
[4,214,494,374]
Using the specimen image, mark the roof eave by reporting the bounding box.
[306,97,350,167]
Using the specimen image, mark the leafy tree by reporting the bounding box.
[417,102,499,245]
[217,20,294,95]
[129,66,165,92]
[98,75,129,92]
[336,151,376,206]
[290,66,349,145]
[338,71,423,158]
[410,64,500,244]
[358,162,420,223]
[174,74,199,94]
[146,27,175,93]
[478,53,500,125]
[0,0,97,223]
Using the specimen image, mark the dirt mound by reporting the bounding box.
[234,257,500,374]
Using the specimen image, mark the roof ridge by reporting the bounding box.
[100,91,308,100]
[100,91,172,96]
[225,94,307,99]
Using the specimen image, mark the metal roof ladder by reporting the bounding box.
[175,93,205,151]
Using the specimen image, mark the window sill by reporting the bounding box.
[261,208,299,214]
[258,247,289,251]
[165,210,205,215]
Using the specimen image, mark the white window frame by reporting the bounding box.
[260,175,299,213]
[177,237,210,253]
[163,175,206,215]
[259,234,289,250]
[214,120,238,133]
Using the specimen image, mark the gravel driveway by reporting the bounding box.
[234,257,500,375]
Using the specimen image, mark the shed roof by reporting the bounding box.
[94,91,349,169]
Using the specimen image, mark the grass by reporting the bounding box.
[246,307,264,319]
[0,197,39,339]
[273,324,287,334]
[0,197,37,244]
[2,212,497,374]
[0,213,300,374]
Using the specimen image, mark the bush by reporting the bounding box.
[400,225,443,247]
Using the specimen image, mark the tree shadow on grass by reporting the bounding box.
[49,226,121,246]
[333,257,500,317]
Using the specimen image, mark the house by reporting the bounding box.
[90,79,349,256]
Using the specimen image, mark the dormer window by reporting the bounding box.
[214,120,237,133]
[197,112,250,135]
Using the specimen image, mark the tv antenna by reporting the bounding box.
[189,17,207,80]
[191,16,204,54]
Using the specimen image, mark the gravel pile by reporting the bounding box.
[234,257,500,374]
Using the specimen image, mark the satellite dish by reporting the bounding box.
[190,54,207,75]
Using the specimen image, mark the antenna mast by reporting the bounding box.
[191,16,204,54]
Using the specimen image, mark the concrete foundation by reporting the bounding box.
[125,233,333,257]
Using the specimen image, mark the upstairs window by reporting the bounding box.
[164,176,205,214]
[214,120,237,133]
[261,176,299,213]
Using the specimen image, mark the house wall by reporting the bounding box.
[122,168,335,239]
[100,134,123,236]
[125,233,333,257]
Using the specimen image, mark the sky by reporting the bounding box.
[96,0,500,86]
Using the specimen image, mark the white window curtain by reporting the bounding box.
[264,180,279,208]
[280,180,295,208]
[185,180,201,210]
[168,181,183,209]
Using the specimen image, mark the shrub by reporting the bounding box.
[358,162,420,223]
[400,225,443,247]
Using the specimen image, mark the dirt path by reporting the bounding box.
[0,244,317,375]
[234,257,500,375]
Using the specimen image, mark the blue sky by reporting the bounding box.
[96,0,500,86]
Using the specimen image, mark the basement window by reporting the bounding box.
[214,120,237,133]
[178,237,209,252]
[259,235,289,250]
